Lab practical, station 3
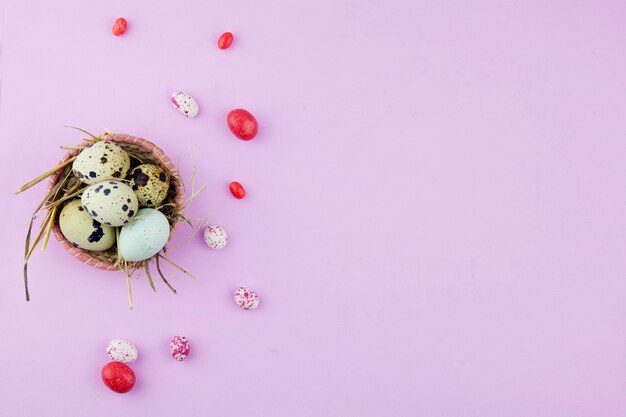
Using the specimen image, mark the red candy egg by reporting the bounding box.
[229,181,246,199]
[227,109,258,140]
[218,32,234,50]
[112,17,128,36]
[101,361,136,393]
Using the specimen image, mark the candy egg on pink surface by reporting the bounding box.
[170,92,199,118]
[169,336,190,361]
[101,362,135,394]
[112,17,128,36]
[106,339,138,363]
[234,287,260,310]
[203,225,228,249]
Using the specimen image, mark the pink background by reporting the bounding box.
[1,0,626,415]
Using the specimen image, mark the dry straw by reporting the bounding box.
[16,128,204,308]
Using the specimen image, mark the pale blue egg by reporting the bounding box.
[118,208,170,261]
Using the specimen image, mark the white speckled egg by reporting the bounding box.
[170,91,199,117]
[81,181,139,227]
[72,141,131,184]
[129,164,170,207]
[106,339,138,363]
[118,208,170,261]
[204,225,228,249]
[234,287,260,310]
[59,199,116,251]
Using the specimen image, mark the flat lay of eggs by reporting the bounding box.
[38,20,273,396]
[59,141,172,259]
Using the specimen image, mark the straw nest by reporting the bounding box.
[17,128,205,308]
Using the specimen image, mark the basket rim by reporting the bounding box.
[48,133,185,271]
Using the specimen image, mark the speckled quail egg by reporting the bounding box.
[73,141,131,185]
[129,164,170,207]
[81,180,139,227]
[59,199,116,251]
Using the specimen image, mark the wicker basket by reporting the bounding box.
[47,133,185,270]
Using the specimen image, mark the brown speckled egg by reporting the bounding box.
[81,180,139,227]
[73,141,131,185]
[59,199,116,251]
[129,164,170,207]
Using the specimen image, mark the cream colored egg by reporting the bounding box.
[59,199,116,251]
[72,141,131,185]
[81,180,139,227]
[129,164,170,207]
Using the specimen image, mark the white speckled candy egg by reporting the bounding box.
[118,208,170,261]
[73,141,131,185]
[59,199,116,251]
[234,287,260,310]
[170,91,199,118]
[81,181,139,227]
[203,225,228,249]
[106,339,138,363]
[129,164,170,207]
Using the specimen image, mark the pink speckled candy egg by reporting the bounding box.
[169,336,190,361]
[204,225,228,250]
[170,91,199,118]
[106,339,138,363]
[234,287,260,310]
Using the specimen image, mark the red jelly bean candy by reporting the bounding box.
[227,109,258,140]
[101,361,136,393]
[112,17,128,36]
[229,181,246,199]
[218,32,234,50]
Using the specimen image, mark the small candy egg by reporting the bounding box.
[118,208,170,261]
[169,336,190,361]
[112,17,128,36]
[227,109,258,140]
[218,32,234,49]
[101,362,136,393]
[73,140,131,185]
[106,339,138,363]
[59,200,116,251]
[171,91,199,118]
[129,164,170,207]
[81,181,139,227]
[234,287,260,310]
[229,181,246,199]
[203,225,228,249]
